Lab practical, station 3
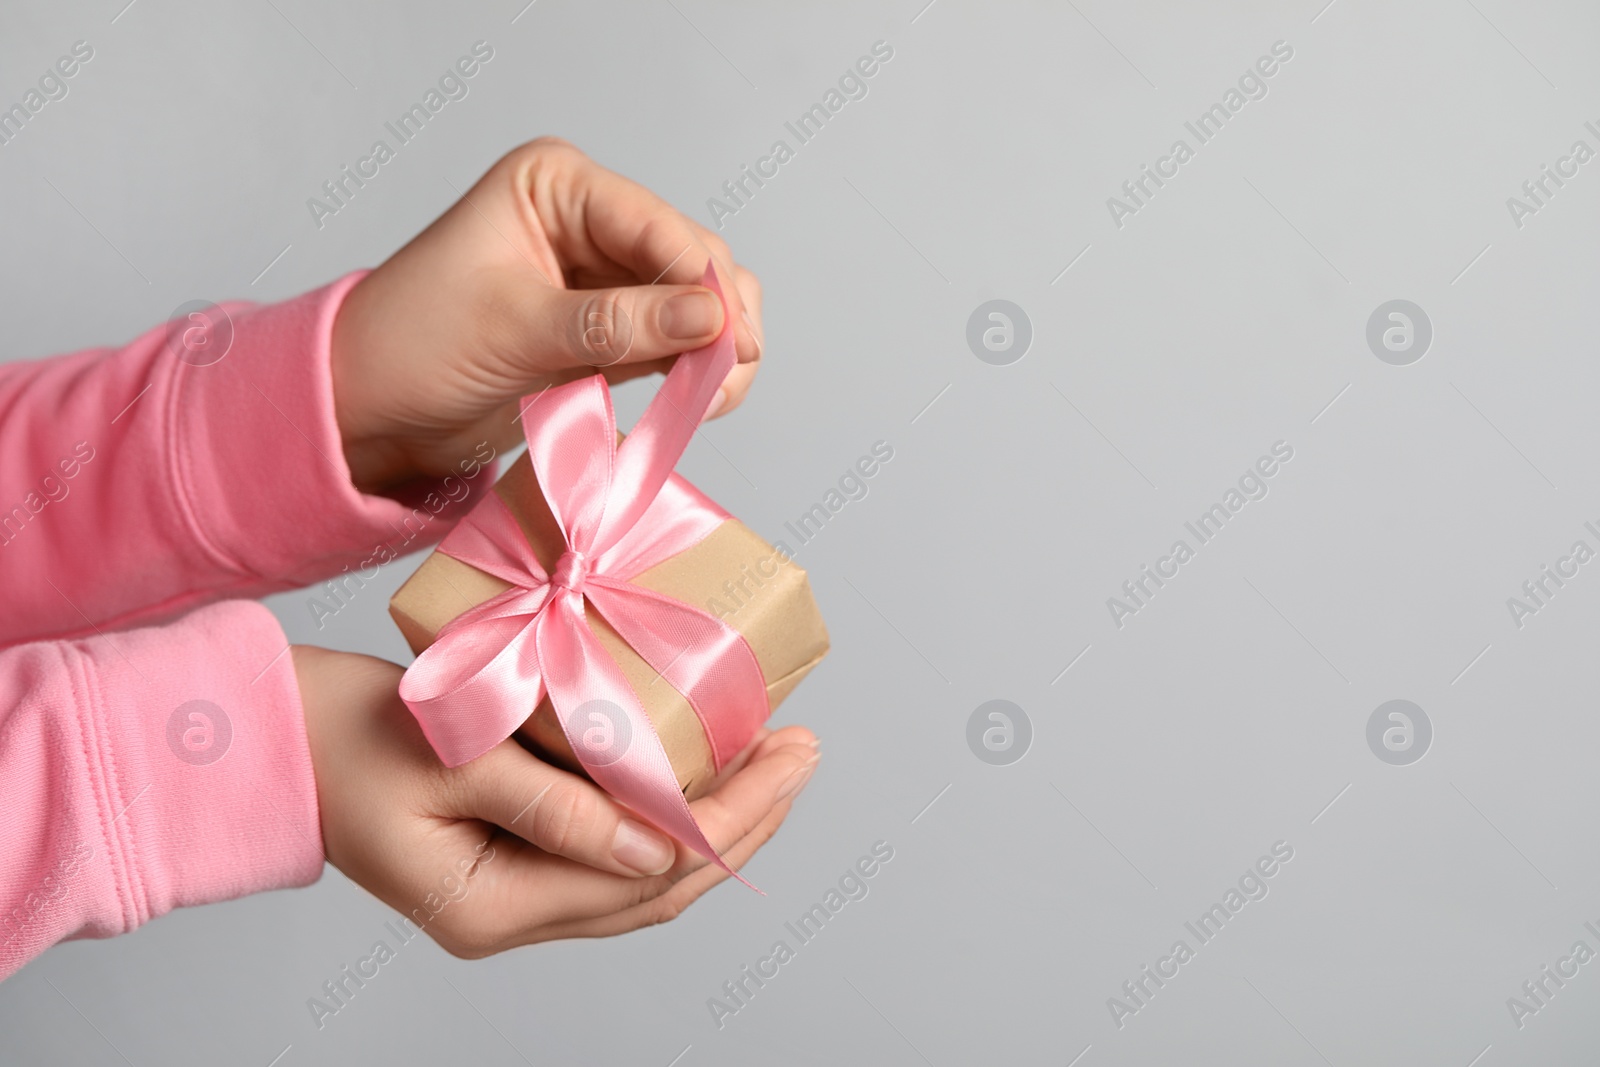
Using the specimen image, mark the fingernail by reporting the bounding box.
[741,309,764,361]
[612,818,675,875]
[703,388,728,422]
[805,736,821,750]
[777,755,820,802]
[663,291,722,341]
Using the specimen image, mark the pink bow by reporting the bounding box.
[399,265,768,885]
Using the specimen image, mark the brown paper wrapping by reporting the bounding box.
[390,452,829,799]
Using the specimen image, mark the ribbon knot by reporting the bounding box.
[550,550,590,592]
[398,263,769,890]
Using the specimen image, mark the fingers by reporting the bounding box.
[689,222,766,366]
[697,260,762,418]
[669,727,818,879]
[456,731,818,944]
[507,278,756,420]
[453,739,678,877]
[512,140,763,364]
[591,355,751,424]
[703,724,775,783]
[686,724,813,814]
[731,265,764,361]
[708,362,757,420]
[538,791,798,944]
[531,282,729,371]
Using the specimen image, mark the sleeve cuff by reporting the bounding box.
[81,600,324,925]
[168,271,488,590]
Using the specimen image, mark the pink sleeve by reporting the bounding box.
[0,600,321,980]
[0,271,487,646]
[0,275,493,975]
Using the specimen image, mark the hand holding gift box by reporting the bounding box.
[392,265,827,884]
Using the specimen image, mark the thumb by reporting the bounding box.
[534,283,726,371]
[456,739,680,877]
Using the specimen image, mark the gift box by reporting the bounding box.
[390,266,827,874]
[390,448,829,798]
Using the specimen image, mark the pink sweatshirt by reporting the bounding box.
[0,273,481,980]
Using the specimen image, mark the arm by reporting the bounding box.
[0,139,764,647]
[0,273,488,647]
[0,138,803,975]
[0,601,321,980]
[0,601,818,979]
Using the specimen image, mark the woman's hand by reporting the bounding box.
[292,647,816,956]
[329,138,765,495]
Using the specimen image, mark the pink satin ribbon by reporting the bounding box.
[399,265,768,885]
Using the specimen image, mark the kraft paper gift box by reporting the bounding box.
[390,450,830,799]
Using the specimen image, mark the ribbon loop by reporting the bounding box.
[399,263,768,889]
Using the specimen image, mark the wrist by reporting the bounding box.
[339,434,415,497]
[328,273,407,494]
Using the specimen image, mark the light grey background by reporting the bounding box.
[2,0,1598,1064]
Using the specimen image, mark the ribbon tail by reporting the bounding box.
[536,595,758,891]
[593,263,737,555]
[587,578,768,773]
